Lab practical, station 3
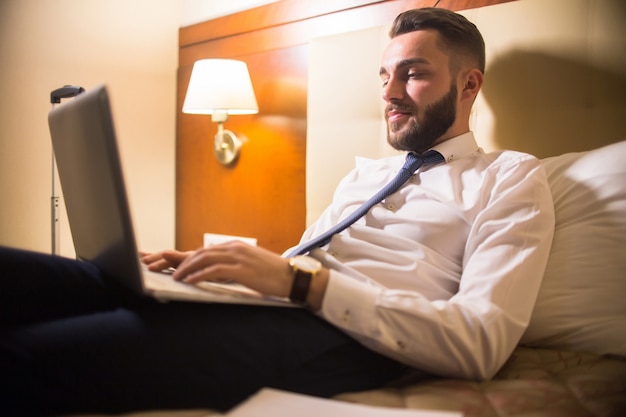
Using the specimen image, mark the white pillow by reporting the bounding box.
[521,140,626,356]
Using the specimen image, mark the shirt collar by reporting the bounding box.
[430,132,479,163]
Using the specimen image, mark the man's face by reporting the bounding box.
[380,29,458,153]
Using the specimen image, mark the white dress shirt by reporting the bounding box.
[294,132,555,380]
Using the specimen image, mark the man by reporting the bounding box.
[0,7,554,416]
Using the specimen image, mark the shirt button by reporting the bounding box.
[342,309,351,323]
[386,203,396,211]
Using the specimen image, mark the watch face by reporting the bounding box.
[292,255,322,273]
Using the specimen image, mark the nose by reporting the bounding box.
[382,76,404,103]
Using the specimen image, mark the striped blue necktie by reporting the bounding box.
[286,150,445,257]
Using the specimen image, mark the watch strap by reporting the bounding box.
[289,269,312,305]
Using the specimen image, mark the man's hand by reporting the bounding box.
[141,242,329,310]
[171,241,294,298]
[140,250,193,272]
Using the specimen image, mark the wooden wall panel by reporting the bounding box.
[179,0,387,48]
[176,45,308,252]
[176,0,516,253]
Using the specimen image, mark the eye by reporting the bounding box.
[381,78,389,87]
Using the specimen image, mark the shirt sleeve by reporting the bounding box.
[318,154,555,380]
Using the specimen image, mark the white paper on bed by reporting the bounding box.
[225,388,462,417]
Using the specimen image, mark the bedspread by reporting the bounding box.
[336,346,626,417]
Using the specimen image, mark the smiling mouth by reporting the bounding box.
[386,103,413,120]
[387,106,414,125]
[387,110,410,123]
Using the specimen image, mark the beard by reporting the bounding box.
[386,83,457,153]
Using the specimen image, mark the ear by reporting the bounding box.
[460,68,483,101]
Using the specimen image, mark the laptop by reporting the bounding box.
[48,84,293,307]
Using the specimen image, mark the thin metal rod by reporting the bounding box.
[51,104,60,255]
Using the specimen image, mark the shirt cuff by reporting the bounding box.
[319,269,381,336]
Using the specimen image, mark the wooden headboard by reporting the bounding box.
[176,0,515,253]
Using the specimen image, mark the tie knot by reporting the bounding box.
[403,150,444,174]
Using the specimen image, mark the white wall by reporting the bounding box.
[0,0,181,255]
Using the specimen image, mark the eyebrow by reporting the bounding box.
[379,57,431,76]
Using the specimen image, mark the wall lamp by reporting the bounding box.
[182,59,258,165]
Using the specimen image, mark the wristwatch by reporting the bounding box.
[288,255,322,305]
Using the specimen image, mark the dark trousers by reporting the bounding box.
[0,247,404,416]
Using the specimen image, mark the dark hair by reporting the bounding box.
[389,7,485,74]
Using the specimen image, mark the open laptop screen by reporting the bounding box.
[48,85,144,294]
